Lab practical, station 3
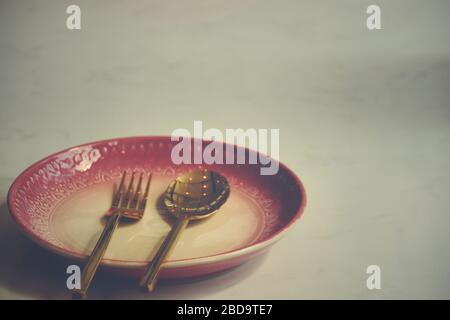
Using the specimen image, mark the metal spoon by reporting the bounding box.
[139,168,230,291]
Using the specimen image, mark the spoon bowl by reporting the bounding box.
[164,169,230,219]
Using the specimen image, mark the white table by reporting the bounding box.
[1,0,449,299]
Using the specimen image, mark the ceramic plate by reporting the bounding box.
[8,136,306,278]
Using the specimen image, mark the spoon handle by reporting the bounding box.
[140,216,189,291]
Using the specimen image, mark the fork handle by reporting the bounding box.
[140,217,189,291]
[72,210,121,300]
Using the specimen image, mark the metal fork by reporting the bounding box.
[72,171,152,299]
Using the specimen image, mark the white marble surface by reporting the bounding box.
[1,0,450,299]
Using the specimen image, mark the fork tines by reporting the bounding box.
[112,171,152,220]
